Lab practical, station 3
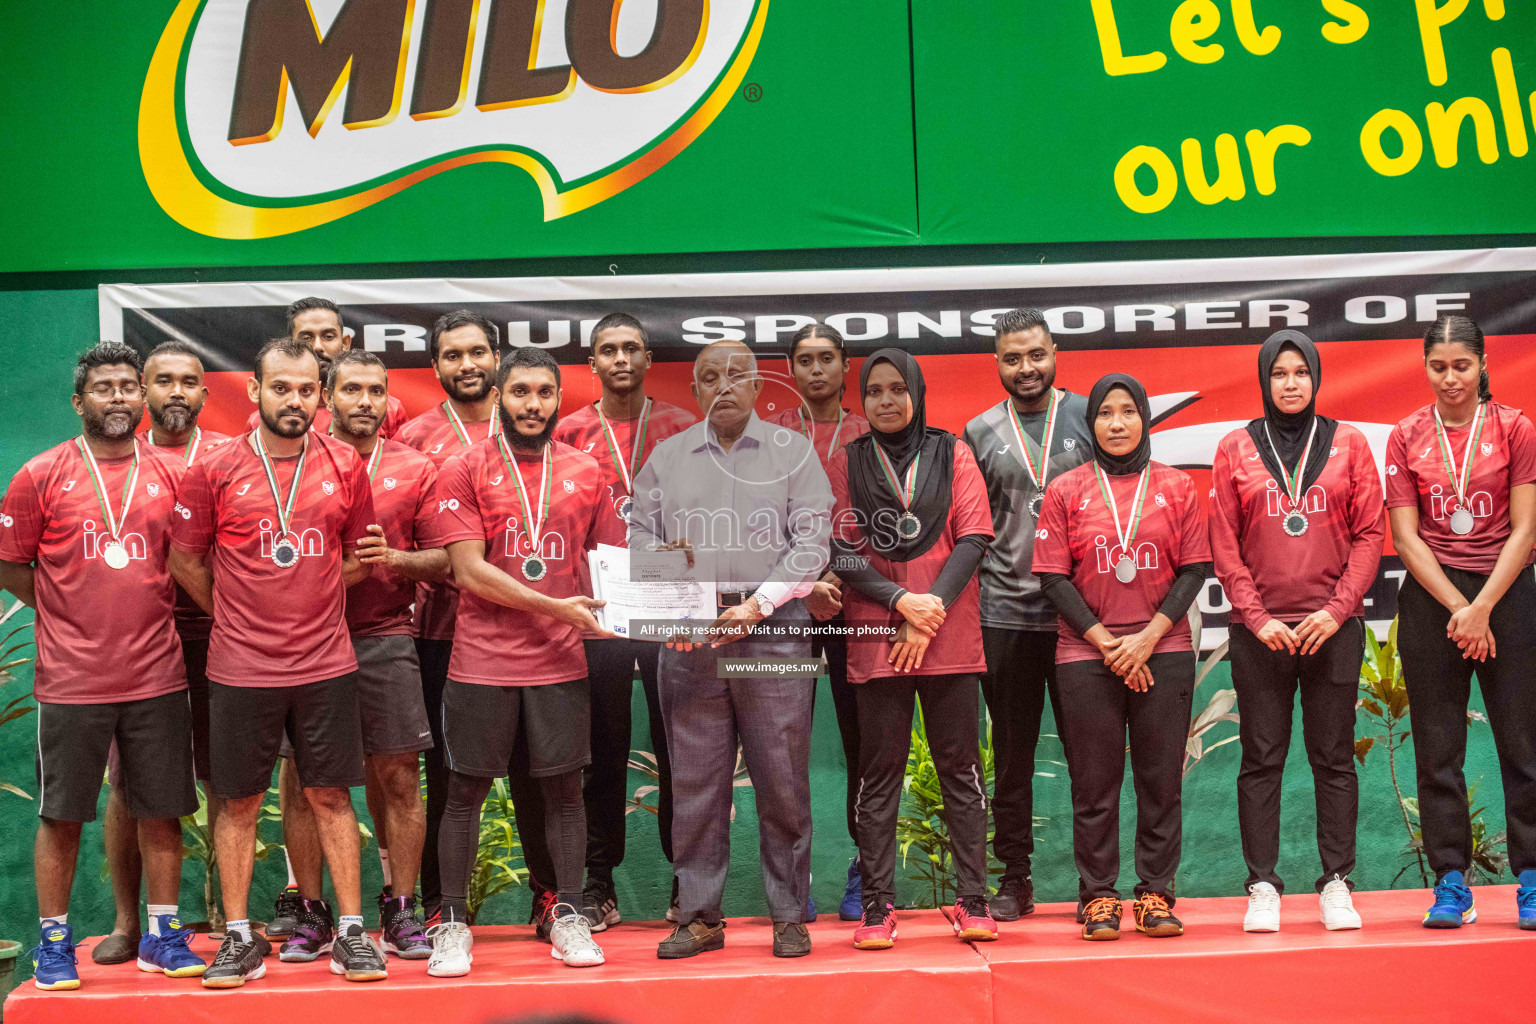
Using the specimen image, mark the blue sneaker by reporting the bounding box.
[1423,871,1476,928]
[1517,880,1536,931]
[31,920,79,990]
[137,916,207,977]
[807,892,818,924]
[840,859,864,921]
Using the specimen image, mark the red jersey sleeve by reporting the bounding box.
[340,458,376,554]
[1383,425,1416,509]
[412,461,440,550]
[1030,480,1072,575]
[433,453,484,547]
[1176,471,1212,566]
[1506,412,1536,487]
[1324,433,1387,624]
[1209,436,1270,632]
[170,459,216,555]
[0,465,44,564]
[951,443,995,541]
[826,448,867,549]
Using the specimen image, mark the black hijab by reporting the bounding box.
[1086,373,1152,475]
[1245,329,1337,493]
[845,349,957,560]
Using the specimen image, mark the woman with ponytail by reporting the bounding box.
[1386,314,1536,930]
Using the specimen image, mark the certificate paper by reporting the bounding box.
[587,544,716,640]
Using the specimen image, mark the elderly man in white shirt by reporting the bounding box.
[628,340,832,961]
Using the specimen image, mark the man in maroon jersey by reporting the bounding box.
[425,347,611,974]
[394,310,559,930]
[274,351,444,962]
[95,341,234,966]
[244,297,408,438]
[0,343,200,990]
[553,311,696,930]
[170,337,387,988]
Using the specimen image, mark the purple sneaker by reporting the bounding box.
[380,894,432,960]
[279,898,335,962]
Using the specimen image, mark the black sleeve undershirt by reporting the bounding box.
[1157,561,1212,624]
[830,534,989,610]
[1038,560,1212,637]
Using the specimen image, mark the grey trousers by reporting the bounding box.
[658,599,815,925]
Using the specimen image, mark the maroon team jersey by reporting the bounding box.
[395,403,501,641]
[246,395,408,440]
[343,438,439,637]
[0,441,187,704]
[1385,401,1536,574]
[171,430,375,687]
[428,438,604,687]
[141,427,232,642]
[1032,461,1211,665]
[1211,424,1385,632]
[766,406,870,475]
[553,398,698,549]
[828,442,994,685]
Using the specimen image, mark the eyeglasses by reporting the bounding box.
[85,383,144,399]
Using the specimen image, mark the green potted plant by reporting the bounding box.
[0,597,37,992]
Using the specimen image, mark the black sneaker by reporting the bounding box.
[1080,897,1123,941]
[201,934,267,988]
[531,885,558,942]
[380,894,432,959]
[267,886,302,939]
[991,875,1035,922]
[279,898,335,962]
[330,924,388,982]
[1133,892,1184,937]
[581,878,621,932]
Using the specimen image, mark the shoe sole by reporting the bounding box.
[34,978,81,990]
[773,947,812,958]
[1518,919,1536,931]
[954,927,999,942]
[1321,916,1362,931]
[853,929,897,950]
[1423,908,1476,928]
[1082,927,1121,941]
[550,947,606,967]
[280,943,333,962]
[137,957,207,977]
[329,961,389,981]
[657,937,725,959]
[202,963,266,989]
[585,909,622,933]
[1243,920,1280,933]
[1137,922,1184,937]
[427,954,473,978]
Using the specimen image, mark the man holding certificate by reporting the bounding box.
[628,340,833,961]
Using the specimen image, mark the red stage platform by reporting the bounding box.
[6,887,1533,1024]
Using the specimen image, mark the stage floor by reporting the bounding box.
[6,886,1533,1024]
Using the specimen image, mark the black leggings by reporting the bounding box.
[1056,651,1195,904]
[811,623,860,846]
[438,768,585,922]
[1230,618,1363,893]
[1398,566,1536,878]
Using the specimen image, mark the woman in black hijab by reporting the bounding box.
[1031,373,1211,941]
[827,349,999,949]
[1211,331,1384,933]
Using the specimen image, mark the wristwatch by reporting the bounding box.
[752,593,775,618]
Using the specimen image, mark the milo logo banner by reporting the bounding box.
[100,246,1536,644]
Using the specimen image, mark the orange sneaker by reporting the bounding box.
[1080,897,1123,940]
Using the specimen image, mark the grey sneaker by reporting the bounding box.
[548,905,605,967]
[201,934,266,989]
[329,924,388,982]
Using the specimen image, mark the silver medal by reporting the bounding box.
[1450,506,1475,535]
[102,541,130,570]
[522,555,547,582]
[272,540,299,569]
[897,512,922,540]
[1027,493,1044,519]
[618,496,633,521]
[1282,510,1309,538]
[1114,555,1137,584]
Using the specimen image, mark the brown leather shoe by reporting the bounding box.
[657,920,725,959]
[772,921,812,958]
[91,931,141,965]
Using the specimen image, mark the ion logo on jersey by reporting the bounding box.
[139,0,769,239]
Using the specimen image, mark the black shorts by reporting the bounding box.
[280,635,435,759]
[209,674,365,799]
[37,690,198,823]
[109,638,210,785]
[441,677,590,779]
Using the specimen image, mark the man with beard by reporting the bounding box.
[394,311,559,931]
[93,341,233,967]
[552,312,696,931]
[244,298,408,438]
[424,347,610,974]
[273,351,443,963]
[0,343,201,990]
[960,308,1093,921]
[170,338,386,988]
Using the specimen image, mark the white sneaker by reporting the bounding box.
[1319,879,1362,930]
[1244,882,1281,932]
[549,905,605,967]
[426,921,473,977]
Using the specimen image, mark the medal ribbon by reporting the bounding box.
[364,441,384,481]
[183,427,202,465]
[596,397,651,494]
[252,430,309,543]
[1263,419,1318,512]
[1005,389,1060,493]
[1093,464,1150,559]
[1434,402,1487,513]
[873,445,921,513]
[443,400,501,448]
[498,435,552,554]
[76,437,140,545]
[798,407,846,462]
